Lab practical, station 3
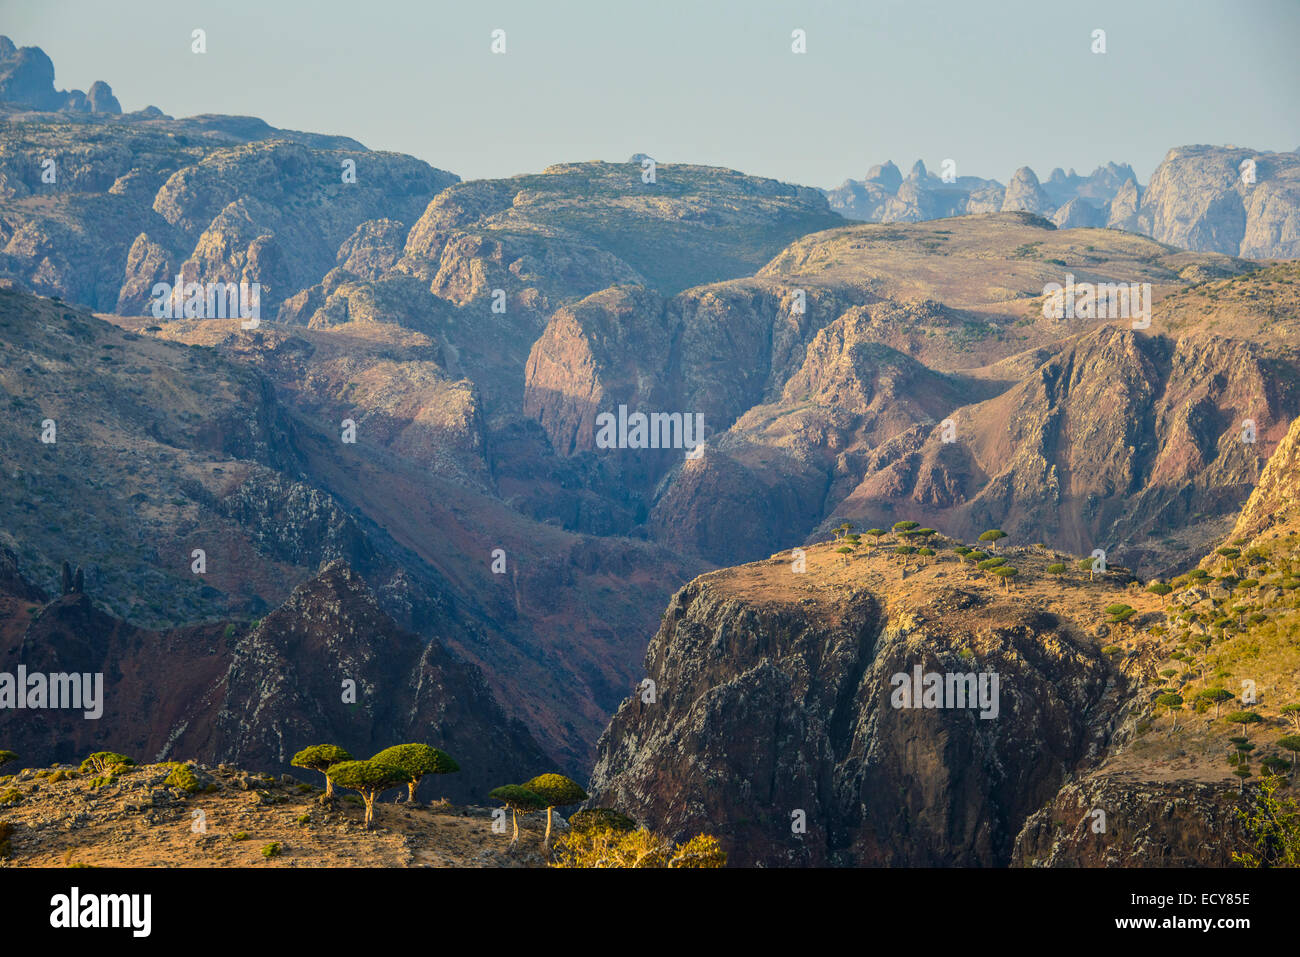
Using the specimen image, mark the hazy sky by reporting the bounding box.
[4,0,1298,188]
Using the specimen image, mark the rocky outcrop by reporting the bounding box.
[1107,178,1142,231]
[0,36,121,113]
[336,219,409,279]
[832,324,1293,567]
[1051,197,1105,229]
[644,218,1276,572]
[0,41,458,313]
[865,161,903,192]
[0,557,551,803]
[589,561,1117,866]
[1013,777,1246,867]
[647,307,980,564]
[1226,413,1300,545]
[828,158,1007,223]
[1001,167,1053,215]
[399,162,842,316]
[523,284,672,457]
[1138,145,1300,259]
[1043,163,1138,207]
[208,561,550,800]
[150,141,455,313]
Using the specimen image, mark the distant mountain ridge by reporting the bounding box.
[826,147,1300,260]
[0,35,122,114]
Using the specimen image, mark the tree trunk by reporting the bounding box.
[511,809,520,846]
[544,807,554,847]
[407,780,417,803]
[324,774,334,798]
[363,791,375,828]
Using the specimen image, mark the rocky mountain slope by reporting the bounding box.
[640,217,1289,571]
[0,35,456,315]
[0,285,696,771]
[0,760,553,867]
[0,550,550,803]
[589,420,1300,866]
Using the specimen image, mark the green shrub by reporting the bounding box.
[568,808,638,835]
[0,788,21,805]
[163,763,201,794]
[552,827,726,868]
[261,842,282,859]
[232,831,250,841]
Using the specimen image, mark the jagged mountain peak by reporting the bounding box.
[0,35,121,114]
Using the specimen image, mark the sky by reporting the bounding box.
[3,0,1298,189]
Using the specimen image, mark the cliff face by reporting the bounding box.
[589,550,1124,866]
[1228,414,1300,546]
[1139,146,1300,260]
[642,225,1289,573]
[523,285,672,458]
[592,412,1300,867]
[834,325,1289,562]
